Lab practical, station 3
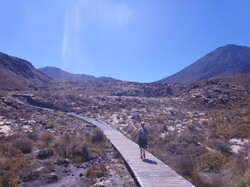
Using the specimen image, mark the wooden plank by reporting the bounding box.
[77,116,195,187]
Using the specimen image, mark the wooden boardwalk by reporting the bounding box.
[75,115,195,187]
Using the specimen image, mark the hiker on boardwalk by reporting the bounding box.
[137,123,149,159]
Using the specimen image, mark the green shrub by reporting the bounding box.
[197,152,227,172]
[0,172,20,187]
[0,157,29,187]
[206,78,219,85]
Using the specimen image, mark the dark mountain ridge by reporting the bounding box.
[0,52,51,90]
[1,43,250,91]
[39,67,119,82]
[159,44,250,83]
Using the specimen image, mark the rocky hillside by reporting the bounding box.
[18,74,249,187]
[0,97,136,187]
[2,73,250,186]
[0,52,51,91]
[159,44,250,83]
[39,67,119,82]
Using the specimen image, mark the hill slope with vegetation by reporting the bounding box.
[0,52,51,91]
[7,74,250,187]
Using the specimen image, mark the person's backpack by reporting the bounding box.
[140,128,148,139]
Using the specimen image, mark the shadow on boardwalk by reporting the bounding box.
[142,159,157,165]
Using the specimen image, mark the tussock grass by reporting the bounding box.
[86,164,107,178]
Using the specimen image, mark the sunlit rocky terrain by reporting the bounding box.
[0,74,248,186]
[0,95,137,187]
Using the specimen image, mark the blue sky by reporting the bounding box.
[1,0,250,82]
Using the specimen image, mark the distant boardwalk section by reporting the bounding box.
[79,116,195,187]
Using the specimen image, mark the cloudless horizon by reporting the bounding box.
[1,0,250,83]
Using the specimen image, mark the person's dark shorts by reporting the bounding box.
[138,138,147,148]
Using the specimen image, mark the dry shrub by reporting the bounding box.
[37,149,54,160]
[19,169,40,183]
[174,155,195,177]
[197,152,227,172]
[67,141,89,163]
[40,132,53,145]
[0,171,20,187]
[91,128,105,143]
[0,142,19,157]
[113,149,122,159]
[243,168,250,186]
[27,129,39,141]
[122,125,137,140]
[149,146,166,163]
[54,133,91,163]
[86,164,107,178]
[123,125,135,135]
[207,139,232,156]
[192,172,225,187]
[237,123,250,138]
[232,152,249,174]
[147,124,163,145]
[19,161,54,183]
[121,114,128,122]
[213,127,232,139]
[54,133,71,157]
[13,136,32,154]
[0,157,29,187]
